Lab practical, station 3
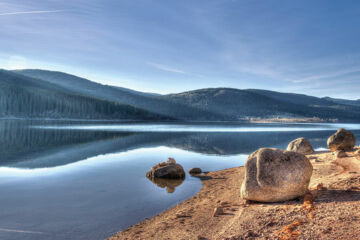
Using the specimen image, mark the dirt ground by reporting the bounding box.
[109,148,360,240]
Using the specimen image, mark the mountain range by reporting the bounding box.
[0,69,359,122]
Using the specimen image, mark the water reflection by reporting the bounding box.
[147,177,185,193]
[1,120,360,169]
[0,119,359,240]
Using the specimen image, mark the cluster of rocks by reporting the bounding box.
[241,128,357,203]
[146,128,357,202]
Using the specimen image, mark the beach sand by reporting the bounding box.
[110,148,360,240]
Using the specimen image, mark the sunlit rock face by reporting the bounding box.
[286,137,314,155]
[146,160,185,179]
[241,148,313,202]
[327,128,356,152]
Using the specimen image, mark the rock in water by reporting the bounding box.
[146,161,185,179]
[189,168,202,174]
[327,128,356,152]
[286,137,314,155]
[167,157,176,165]
[240,148,313,202]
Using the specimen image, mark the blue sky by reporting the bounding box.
[0,0,359,99]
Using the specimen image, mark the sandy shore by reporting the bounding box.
[110,148,360,240]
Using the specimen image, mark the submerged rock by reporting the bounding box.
[146,160,185,179]
[286,137,314,155]
[240,148,313,202]
[327,128,356,152]
[189,168,202,175]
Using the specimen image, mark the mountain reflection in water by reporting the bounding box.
[1,120,359,169]
[0,120,360,240]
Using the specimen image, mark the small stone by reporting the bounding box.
[315,183,325,190]
[189,168,202,174]
[213,207,224,217]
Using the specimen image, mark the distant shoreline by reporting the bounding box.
[0,117,344,124]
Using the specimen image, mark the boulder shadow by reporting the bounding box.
[315,189,360,203]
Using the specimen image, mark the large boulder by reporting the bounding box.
[241,148,313,202]
[146,160,185,179]
[286,137,314,155]
[327,128,356,152]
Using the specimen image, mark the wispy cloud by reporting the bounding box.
[147,62,186,74]
[0,10,62,16]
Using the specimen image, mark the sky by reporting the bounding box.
[0,0,359,99]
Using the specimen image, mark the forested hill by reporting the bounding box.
[164,88,360,122]
[5,69,360,122]
[14,69,225,120]
[0,70,167,120]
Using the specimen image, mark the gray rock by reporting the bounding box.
[286,137,314,155]
[240,148,313,202]
[327,128,356,152]
[146,161,185,179]
[334,150,347,158]
[189,168,202,174]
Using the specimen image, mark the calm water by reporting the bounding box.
[0,120,360,240]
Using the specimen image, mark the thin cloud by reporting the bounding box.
[0,10,63,16]
[147,62,186,74]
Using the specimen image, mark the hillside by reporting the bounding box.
[5,69,360,122]
[164,88,360,121]
[0,70,167,120]
[14,69,222,120]
[323,97,360,107]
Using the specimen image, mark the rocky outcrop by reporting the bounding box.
[240,148,313,202]
[286,137,314,155]
[327,128,356,152]
[146,159,185,179]
[189,168,202,174]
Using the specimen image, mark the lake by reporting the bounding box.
[0,120,359,240]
